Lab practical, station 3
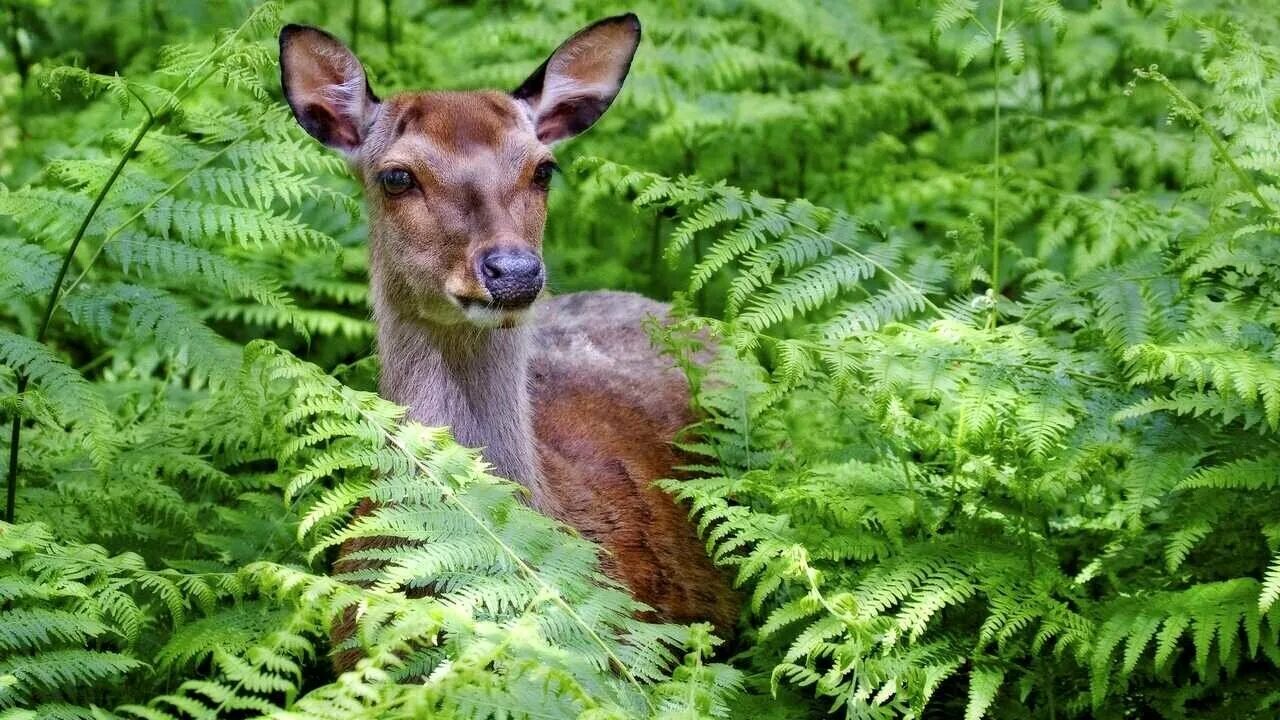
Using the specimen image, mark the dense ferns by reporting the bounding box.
[579,3,1280,717]
[0,4,734,718]
[2,0,1279,718]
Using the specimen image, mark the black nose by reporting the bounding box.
[479,249,544,308]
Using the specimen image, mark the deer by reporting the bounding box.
[277,13,739,662]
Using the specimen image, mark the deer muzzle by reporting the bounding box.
[479,248,544,309]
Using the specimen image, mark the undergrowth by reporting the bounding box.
[1,0,1278,718]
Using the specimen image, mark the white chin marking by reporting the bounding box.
[463,304,529,329]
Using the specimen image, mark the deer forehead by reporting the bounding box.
[363,91,544,183]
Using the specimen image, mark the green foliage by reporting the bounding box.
[0,3,739,717]
[584,0,1280,716]
[3,0,1280,718]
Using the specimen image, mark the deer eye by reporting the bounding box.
[532,160,557,191]
[379,169,415,196]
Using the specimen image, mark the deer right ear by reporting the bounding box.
[279,24,379,154]
[512,14,641,144]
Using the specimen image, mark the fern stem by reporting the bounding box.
[166,3,272,104]
[4,3,270,523]
[988,0,1006,329]
[57,5,273,302]
[4,112,155,524]
[59,128,254,303]
[1136,67,1277,217]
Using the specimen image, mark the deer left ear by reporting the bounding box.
[279,24,379,154]
[513,13,641,144]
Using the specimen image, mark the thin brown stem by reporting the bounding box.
[988,0,1006,329]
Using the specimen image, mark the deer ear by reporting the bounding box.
[279,24,379,153]
[512,14,641,144]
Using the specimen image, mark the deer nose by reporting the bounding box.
[479,249,544,308]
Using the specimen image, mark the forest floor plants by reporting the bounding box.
[575,2,1280,718]
[0,3,738,718]
[2,0,1280,718]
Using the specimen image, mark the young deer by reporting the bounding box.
[278,15,738,647]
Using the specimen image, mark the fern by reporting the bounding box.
[0,330,116,465]
[6,0,1280,717]
[603,4,1280,715]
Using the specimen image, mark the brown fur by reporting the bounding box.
[282,16,737,672]
[532,293,739,631]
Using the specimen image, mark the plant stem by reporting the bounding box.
[988,0,1006,329]
[3,3,269,523]
[60,128,255,302]
[5,114,155,523]
[1137,67,1277,217]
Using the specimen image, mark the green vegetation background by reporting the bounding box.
[1,0,1279,718]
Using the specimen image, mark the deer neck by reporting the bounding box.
[374,302,542,495]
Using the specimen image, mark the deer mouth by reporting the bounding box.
[453,295,534,329]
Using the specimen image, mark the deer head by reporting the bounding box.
[280,15,641,330]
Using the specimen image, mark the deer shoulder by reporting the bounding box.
[530,291,739,634]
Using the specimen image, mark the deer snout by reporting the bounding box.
[479,249,544,309]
